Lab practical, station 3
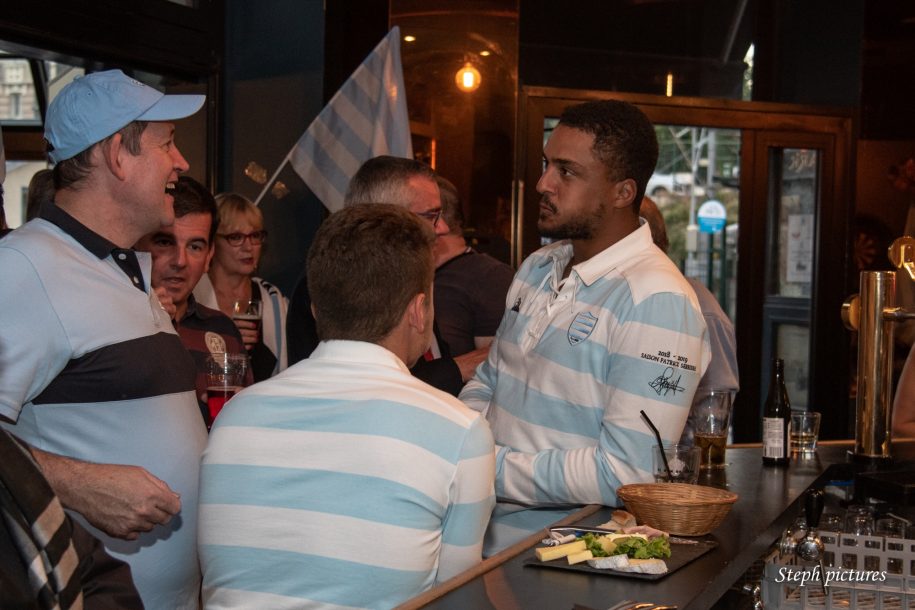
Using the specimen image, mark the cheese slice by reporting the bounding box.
[567,549,594,565]
[598,533,649,543]
[587,554,631,570]
[625,558,669,574]
[535,539,587,562]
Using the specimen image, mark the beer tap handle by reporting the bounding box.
[805,489,824,530]
[889,236,915,281]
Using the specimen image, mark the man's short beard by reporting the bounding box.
[539,219,595,240]
[538,199,607,240]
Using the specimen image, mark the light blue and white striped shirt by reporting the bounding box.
[460,223,709,554]
[199,340,495,609]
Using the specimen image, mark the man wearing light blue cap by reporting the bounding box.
[0,69,207,610]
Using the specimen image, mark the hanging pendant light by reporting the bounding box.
[455,62,481,93]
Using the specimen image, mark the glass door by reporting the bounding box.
[752,132,848,440]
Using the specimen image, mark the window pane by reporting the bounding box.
[0,56,40,124]
[4,160,50,228]
[771,148,819,298]
[654,125,740,322]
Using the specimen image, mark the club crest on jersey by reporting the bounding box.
[568,311,598,345]
[205,332,227,354]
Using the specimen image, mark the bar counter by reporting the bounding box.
[399,441,915,610]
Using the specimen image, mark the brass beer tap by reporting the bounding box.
[841,237,915,462]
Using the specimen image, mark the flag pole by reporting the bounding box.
[253,149,294,207]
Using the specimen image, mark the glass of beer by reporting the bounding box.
[231,299,263,349]
[205,353,248,423]
[694,390,732,469]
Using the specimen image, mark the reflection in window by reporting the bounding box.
[776,323,809,409]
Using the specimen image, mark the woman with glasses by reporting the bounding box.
[194,193,288,381]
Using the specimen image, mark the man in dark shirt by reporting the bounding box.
[433,176,514,356]
[135,176,251,426]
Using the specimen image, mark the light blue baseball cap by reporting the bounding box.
[45,69,205,163]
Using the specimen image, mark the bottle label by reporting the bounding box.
[763,417,787,458]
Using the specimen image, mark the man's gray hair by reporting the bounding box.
[344,155,435,207]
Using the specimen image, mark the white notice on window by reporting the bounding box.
[787,214,814,284]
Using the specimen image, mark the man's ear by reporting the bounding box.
[101,133,128,181]
[612,178,637,210]
[406,293,428,333]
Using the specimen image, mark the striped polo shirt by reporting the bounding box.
[199,340,495,609]
[0,207,207,610]
[460,222,710,554]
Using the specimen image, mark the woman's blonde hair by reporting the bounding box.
[214,192,263,232]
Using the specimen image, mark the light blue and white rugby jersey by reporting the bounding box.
[460,222,709,555]
[199,340,495,609]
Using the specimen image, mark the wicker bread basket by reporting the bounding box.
[616,482,738,536]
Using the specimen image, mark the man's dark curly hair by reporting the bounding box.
[558,100,658,213]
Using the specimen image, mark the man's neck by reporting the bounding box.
[54,189,142,249]
[377,332,414,368]
[209,266,250,293]
[565,213,640,277]
[174,299,189,321]
[434,233,468,268]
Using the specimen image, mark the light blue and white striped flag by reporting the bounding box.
[257,27,412,211]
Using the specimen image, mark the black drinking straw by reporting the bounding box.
[640,409,672,482]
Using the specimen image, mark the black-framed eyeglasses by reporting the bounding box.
[218,230,268,246]
[416,209,442,227]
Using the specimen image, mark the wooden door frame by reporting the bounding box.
[517,87,854,442]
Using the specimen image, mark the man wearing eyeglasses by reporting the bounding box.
[136,176,252,427]
[287,156,490,395]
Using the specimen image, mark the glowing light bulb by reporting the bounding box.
[404,35,416,43]
[455,63,481,93]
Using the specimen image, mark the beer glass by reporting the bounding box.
[694,390,732,469]
[205,353,248,423]
[231,299,263,350]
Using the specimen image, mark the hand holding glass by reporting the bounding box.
[231,299,262,350]
[694,390,732,469]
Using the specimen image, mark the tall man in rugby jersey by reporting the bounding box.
[460,100,710,555]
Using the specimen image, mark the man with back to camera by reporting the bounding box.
[0,69,207,609]
[199,204,495,608]
[639,195,739,444]
[286,155,489,394]
[460,100,710,554]
[135,175,252,428]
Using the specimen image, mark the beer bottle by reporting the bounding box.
[762,358,791,465]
